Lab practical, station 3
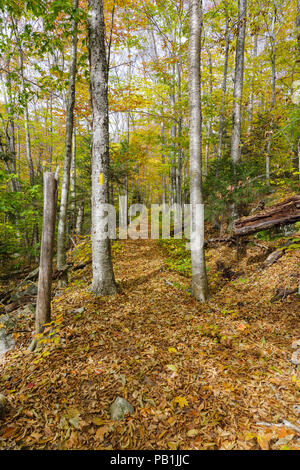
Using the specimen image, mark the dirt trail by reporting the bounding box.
[0,238,299,450]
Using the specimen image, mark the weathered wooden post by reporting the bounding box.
[35,170,58,335]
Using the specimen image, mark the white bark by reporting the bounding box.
[188,0,209,302]
[57,0,78,280]
[266,4,277,185]
[88,0,117,295]
[217,10,230,160]
[230,0,247,164]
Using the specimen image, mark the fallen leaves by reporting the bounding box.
[0,237,299,450]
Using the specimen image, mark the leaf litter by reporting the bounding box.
[0,236,299,450]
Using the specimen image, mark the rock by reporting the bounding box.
[0,394,7,417]
[0,327,14,355]
[74,307,85,314]
[291,350,300,366]
[110,397,134,421]
[24,284,38,296]
[0,314,16,330]
[292,340,300,350]
[20,304,35,317]
[10,284,38,302]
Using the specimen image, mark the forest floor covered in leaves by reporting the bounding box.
[0,232,299,450]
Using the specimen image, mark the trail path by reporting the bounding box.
[0,238,299,450]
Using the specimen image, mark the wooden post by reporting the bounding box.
[35,171,58,334]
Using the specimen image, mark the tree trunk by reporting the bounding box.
[57,0,78,285]
[76,201,84,236]
[70,128,76,231]
[247,35,258,133]
[266,4,277,185]
[230,0,247,164]
[88,0,117,295]
[188,0,209,302]
[35,171,58,334]
[217,8,230,160]
[297,0,300,55]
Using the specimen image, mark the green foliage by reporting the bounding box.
[0,170,42,262]
[203,155,267,224]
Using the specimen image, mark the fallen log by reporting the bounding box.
[270,287,298,303]
[234,196,300,236]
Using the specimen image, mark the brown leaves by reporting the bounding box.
[0,238,299,450]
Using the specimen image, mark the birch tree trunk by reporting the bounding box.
[88,0,117,296]
[188,0,208,302]
[217,8,230,160]
[247,35,258,133]
[76,201,84,236]
[230,0,247,164]
[297,0,300,55]
[57,0,78,284]
[266,4,277,185]
[70,128,76,231]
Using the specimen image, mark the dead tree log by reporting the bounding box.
[234,196,300,236]
[35,171,58,335]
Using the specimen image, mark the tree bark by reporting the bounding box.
[266,3,277,185]
[76,200,84,236]
[188,0,209,302]
[88,0,117,295]
[234,196,300,236]
[297,0,300,56]
[57,0,78,284]
[35,171,58,334]
[217,8,230,160]
[230,0,247,164]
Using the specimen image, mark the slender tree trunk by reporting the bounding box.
[176,62,183,206]
[266,4,277,185]
[230,0,247,164]
[57,0,78,284]
[247,35,258,133]
[217,9,230,159]
[88,0,117,295]
[204,122,211,178]
[70,128,76,231]
[161,119,167,208]
[297,0,300,55]
[35,171,58,334]
[205,47,213,176]
[170,77,177,206]
[229,0,247,227]
[3,68,18,192]
[76,201,84,236]
[188,0,209,302]
[13,18,35,186]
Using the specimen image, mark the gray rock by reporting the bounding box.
[24,284,38,296]
[292,340,300,350]
[0,394,7,417]
[19,304,35,317]
[110,397,134,421]
[291,350,300,366]
[74,307,85,315]
[0,314,16,330]
[10,284,38,302]
[0,327,14,355]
